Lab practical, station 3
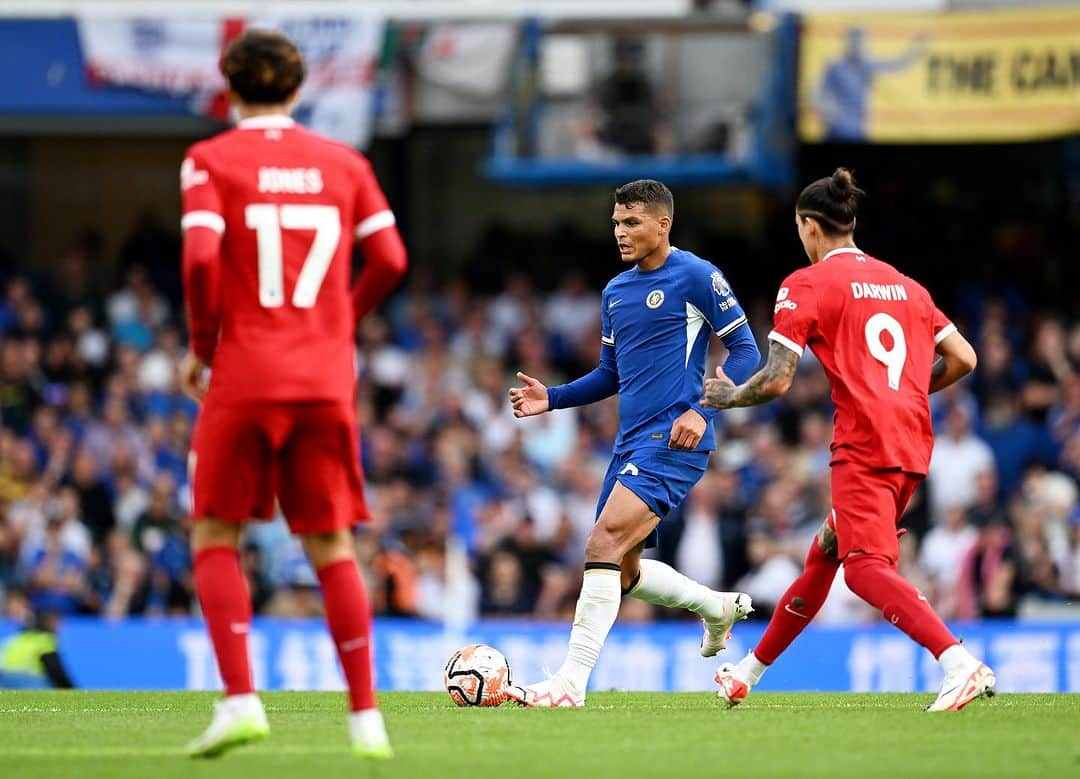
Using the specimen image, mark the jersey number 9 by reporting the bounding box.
[864,312,907,391]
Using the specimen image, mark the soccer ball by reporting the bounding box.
[443,644,511,707]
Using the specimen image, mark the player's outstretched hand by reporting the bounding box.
[701,365,737,409]
[508,372,550,418]
[178,352,210,403]
[669,408,707,450]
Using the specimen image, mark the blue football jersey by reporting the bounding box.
[601,248,748,453]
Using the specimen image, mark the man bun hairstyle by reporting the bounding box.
[220,29,305,105]
[796,167,865,235]
[614,179,675,220]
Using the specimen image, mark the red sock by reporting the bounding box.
[843,553,958,658]
[317,559,376,712]
[194,546,254,696]
[754,538,840,665]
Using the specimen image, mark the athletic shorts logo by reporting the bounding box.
[646,290,665,309]
[711,271,731,297]
[619,462,639,477]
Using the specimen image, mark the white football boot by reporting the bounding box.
[700,592,754,658]
[714,662,752,708]
[505,674,585,708]
[349,709,394,759]
[926,661,996,712]
[187,694,270,758]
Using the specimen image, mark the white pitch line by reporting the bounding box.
[0,745,351,758]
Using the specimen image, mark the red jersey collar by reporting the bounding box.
[237,115,296,129]
[821,246,861,262]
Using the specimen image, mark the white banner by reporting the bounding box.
[76,15,385,148]
[415,23,518,98]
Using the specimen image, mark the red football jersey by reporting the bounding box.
[180,115,395,404]
[769,247,955,475]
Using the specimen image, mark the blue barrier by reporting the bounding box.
[2,618,1078,693]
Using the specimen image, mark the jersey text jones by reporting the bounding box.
[258,167,324,194]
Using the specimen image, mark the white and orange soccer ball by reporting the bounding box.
[443,644,511,707]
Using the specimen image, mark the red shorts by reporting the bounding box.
[826,461,923,564]
[190,398,369,534]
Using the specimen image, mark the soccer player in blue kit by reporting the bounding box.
[506,180,760,707]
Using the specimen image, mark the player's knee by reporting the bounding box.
[584,525,622,564]
[302,529,354,570]
[191,518,241,551]
[842,552,886,593]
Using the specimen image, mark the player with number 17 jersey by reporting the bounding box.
[181,116,406,531]
[181,116,398,405]
[769,247,953,477]
[180,30,406,760]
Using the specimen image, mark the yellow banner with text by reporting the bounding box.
[798,8,1080,143]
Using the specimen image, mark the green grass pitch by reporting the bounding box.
[0,691,1077,778]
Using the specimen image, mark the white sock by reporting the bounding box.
[938,644,976,676]
[348,708,388,747]
[735,652,769,687]
[628,559,721,619]
[558,567,622,692]
[224,693,264,717]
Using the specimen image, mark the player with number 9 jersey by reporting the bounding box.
[769,246,951,478]
[703,168,995,715]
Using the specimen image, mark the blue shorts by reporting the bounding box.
[596,448,710,548]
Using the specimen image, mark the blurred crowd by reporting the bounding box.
[0,224,1078,630]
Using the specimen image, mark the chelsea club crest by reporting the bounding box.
[646,289,665,309]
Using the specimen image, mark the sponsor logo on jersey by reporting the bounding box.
[180,158,209,191]
[774,286,797,313]
[646,290,665,309]
[618,462,639,477]
[609,298,622,309]
[258,166,325,194]
[711,271,731,297]
[850,282,908,301]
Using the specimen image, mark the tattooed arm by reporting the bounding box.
[701,340,800,409]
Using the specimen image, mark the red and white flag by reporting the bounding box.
[77,15,385,148]
[415,22,517,98]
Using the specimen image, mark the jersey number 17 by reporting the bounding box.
[246,203,342,308]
